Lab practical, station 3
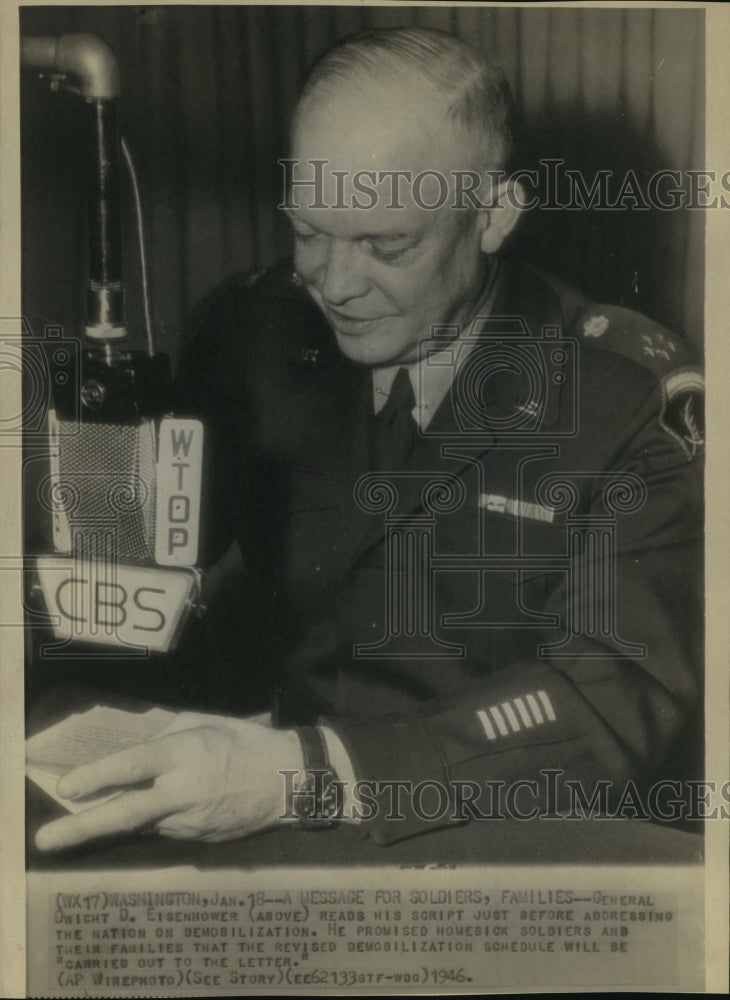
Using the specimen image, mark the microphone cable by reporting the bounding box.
[121,135,155,357]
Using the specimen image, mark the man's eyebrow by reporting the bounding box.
[283,211,415,242]
[363,232,414,243]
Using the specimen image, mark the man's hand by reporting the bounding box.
[35,720,303,851]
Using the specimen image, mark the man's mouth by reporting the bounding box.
[325,305,390,333]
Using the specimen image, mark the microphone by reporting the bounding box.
[24,33,205,654]
[35,344,205,655]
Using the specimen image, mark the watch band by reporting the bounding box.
[292,726,342,828]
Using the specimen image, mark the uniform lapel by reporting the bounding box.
[347,261,571,561]
[293,346,379,570]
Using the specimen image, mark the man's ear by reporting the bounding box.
[478,179,524,254]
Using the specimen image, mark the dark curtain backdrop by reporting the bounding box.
[21,5,705,364]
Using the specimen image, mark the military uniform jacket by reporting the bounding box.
[176,258,703,844]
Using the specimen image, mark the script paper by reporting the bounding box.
[26,706,176,812]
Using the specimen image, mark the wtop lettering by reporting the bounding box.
[168,427,194,555]
[154,418,203,567]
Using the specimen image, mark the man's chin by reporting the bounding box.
[333,328,418,368]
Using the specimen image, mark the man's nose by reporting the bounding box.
[317,239,369,304]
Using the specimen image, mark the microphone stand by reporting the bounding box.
[22,33,202,657]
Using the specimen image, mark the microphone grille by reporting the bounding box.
[54,419,157,562]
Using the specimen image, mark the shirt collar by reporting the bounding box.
[372,261,501,429]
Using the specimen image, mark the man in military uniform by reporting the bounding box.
[36,27,702,851]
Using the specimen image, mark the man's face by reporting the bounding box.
[289,94,489,367]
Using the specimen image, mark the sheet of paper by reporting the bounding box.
[24,764,123,814]
[25,705,176,811]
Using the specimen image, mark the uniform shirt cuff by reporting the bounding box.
[319,725,361,825]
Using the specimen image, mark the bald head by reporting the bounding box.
[292,27,515,176]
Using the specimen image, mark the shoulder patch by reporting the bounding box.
[660,367,705,459]
[575,304,703,460]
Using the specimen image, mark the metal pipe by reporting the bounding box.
[83,98,124,334]
[21,33,119,99]
[21,33,126,339]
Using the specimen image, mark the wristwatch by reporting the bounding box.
[292,726,343,829]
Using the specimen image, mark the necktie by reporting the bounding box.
[370,366,417,471]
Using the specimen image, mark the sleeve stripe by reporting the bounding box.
[537,689,556,721]
[476,691,557,743]
[526,693,544,725]
[476,709,497,741]
[489,705,510,737]
[501,701,521,733]
[513,697,534,728]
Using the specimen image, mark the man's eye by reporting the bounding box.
[369,244,410,264]
[293,230,321,244]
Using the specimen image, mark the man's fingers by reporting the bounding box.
[56,739,171,800]
[35,788,169,851]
